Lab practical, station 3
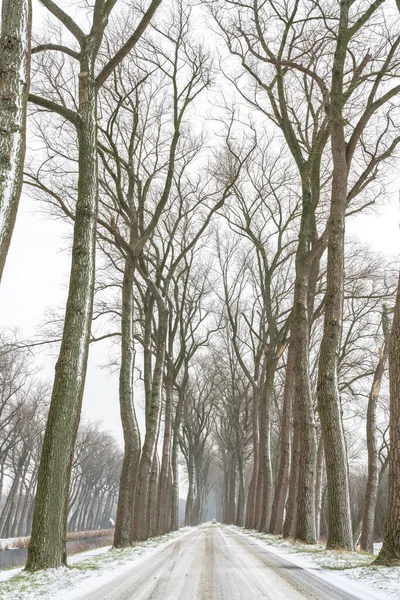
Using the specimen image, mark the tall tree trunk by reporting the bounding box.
[315,436,324,542]
[25,0,163,569]
[171,379,186,531]
[0,0,31,282]
[317,0,353,551]
[26,45,98,569]
[132,303,167,541]
[270,341,295,534]
[259,358,275,532]
[374,273,400,565]
[283,423,299,538]
[170,433,179,531]
[114,254,141,548]
[360,309,390,553]
[156,361,174,535]
[245,388,259,529]
[147,451,160,538]
[292,184,317,544]
[236,432,245,527]
[185,447,195,526]
[227,457,236,524]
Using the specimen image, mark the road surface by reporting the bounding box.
[76,524,378,600]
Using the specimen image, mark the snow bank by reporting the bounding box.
[229,526,400,600]
[0,528,192,600]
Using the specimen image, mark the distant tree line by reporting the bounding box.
[0,340,121,539]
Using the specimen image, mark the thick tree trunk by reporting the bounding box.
[26,46,98,570]
[114,254,141,548]
[374,273,400,565]
[292,185,317,544]
[317,0,353,551]
[0,0,31,282]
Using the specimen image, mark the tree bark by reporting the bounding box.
[315,436,324,542]
[374,273,400,565]
[292,184,317,544]
[283,422,299,539]
[236,426,246,527]
[245,388,259,529]
[270,340,295,534]
[360,308,390,553]
[114,254,141,548]
[258,357,275,532]
[26,42,98,569]
[0,0,31,282]
[156,360,174,535]
[25,0,163,569]
[147,451,160,538]
[171,377,186,530]
[316,0,353,551]
[132,302,167,541]
[185,446,195,526]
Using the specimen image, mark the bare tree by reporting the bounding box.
[26,0,164,571]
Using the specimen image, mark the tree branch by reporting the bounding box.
[39,0,85,44]
[95,0,163,89]
[28,94,81,129]
[31,44,80,60]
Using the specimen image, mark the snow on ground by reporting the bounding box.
[0,528,192,600]
[229,526,400,600]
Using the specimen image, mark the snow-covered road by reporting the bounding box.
[75,524,381,600]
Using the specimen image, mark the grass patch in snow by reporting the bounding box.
[231,526,373,569]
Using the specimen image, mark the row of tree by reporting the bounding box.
[1,0,400,571]
[0,341,121,539]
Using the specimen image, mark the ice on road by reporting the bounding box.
[75,524,379,600]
